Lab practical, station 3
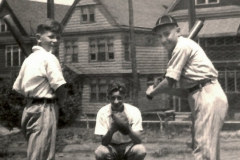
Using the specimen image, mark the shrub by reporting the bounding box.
[0,81,25,130]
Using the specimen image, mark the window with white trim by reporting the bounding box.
[89,38,114,62]
[90,79,108,102]
[81,5,95,23]
[65,41,78,63]
[0,19,9,33]
[196,0,219,5]
[5,45,24,67]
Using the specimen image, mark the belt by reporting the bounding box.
[188,80,212,93]
[31,98,55,104]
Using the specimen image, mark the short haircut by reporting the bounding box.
[36,19,62,34]
[108,82,126,96]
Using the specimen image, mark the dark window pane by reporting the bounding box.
[1,25,5,32]
[90,14,94,22]
[227,72,235,91]
[7,52,11,66]
[98,52,106,61]
[13,47,19,66]
[216,38,224,46]
[91,93,97,101]
[206,38,215,46]
[225,37,233,45]
[109,52,114,60]
[72,54,78,63]
[90,54,96,60]
[82,14,87,22]
[99,93,107,102]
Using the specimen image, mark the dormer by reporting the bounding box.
[76,0,98,24]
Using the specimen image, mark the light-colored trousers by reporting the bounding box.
[95,143,146,160]
[188,80,228,160]
[21,101,58,160]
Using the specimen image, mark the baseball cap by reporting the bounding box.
[153,15,178,32]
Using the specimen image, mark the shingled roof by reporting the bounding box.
[62,0,175,30]
[2,0,71,36]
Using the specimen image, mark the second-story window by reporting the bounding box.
[5,45,24,67]
[81,5,95,23]
[196,0,219,5]
[65,41,78,63]
[0,19,8,33]
[89,38,114,62]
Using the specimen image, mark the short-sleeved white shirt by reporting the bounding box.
[94,103,143,144]
[165,36,218,88]
[13,46,66,98]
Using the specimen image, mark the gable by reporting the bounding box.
[64,2,119,33]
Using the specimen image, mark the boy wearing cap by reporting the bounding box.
[95,82,146,160]
[13,19,67,160]
[146,15,228,160]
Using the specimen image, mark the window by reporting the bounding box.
[124,37,130,61]
[65,41,78,63]
[0,19,8,33]
[90,79,108,102]
[5,45,24,67]
[89,38,114,62]
[196,0,219,5]
[90,78,132,102]
[81,6,95,23]
[218,69,240,93]
[199,37,240,61]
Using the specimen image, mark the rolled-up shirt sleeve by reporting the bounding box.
[45,55,66,91]
[131,109,143,132]
[95,111,108,135]
[166,45,191,81]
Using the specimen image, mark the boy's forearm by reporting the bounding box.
[55,84,67,107]
[101,129,115,146]
[128,129,142,144]
[149,78,188,99]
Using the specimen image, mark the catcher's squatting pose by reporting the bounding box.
[13,19,67,160]
[146,15,228,160]
[94,82,146,160]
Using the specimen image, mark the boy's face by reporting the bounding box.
[110,91,125,112]
[37,30,61,53]
[155,24,180,52]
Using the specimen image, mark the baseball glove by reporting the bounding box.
[111,111,130,135]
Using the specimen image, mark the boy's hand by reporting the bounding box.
[146,85,154,100]
[109,121,118,133]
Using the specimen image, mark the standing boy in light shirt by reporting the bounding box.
[146,15,228,160]
[95,82,146,160]
[13,19,67,160]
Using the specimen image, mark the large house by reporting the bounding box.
[0,0,70,78]
[59,0,176,114]
[167,0,240,120]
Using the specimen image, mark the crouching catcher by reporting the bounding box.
[94,82,146,160]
